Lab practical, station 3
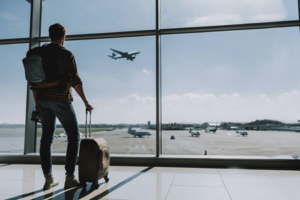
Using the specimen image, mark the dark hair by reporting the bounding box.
[49,23,66,40]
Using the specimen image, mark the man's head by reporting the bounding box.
[49,23,66,44]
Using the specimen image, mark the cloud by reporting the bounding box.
[183,93,216,100]
[162,91,300,123]
[69,90,300,124]
[163,94,181,101]
[72,94,156,124]
[143,69,149,74]
[0,12,19,21]
[118,95,155,103]
[187,14,243,26]
[183,0,286,27]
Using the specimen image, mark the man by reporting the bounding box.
[29,23,93,190]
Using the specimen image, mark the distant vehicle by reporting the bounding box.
[108,48,140,61]
[106,128,115,131]
[58,133,66,137]
[236,130,248,137]
[79,132,84,139]
[189,128,200,137]
[205,126,217,133]
[128,127,151,138]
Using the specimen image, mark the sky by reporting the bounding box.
[0,0,300,124]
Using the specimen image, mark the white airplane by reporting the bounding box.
[127,127,151,138]
[236,130,248,137]
[205,126,217,133]
[108,48,140,61]
[58,133,66,137]
[189,128,200,137]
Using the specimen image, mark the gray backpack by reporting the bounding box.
[22,54,45,83]
[22,45,60,90]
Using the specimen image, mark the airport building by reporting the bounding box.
[0,0,300,199]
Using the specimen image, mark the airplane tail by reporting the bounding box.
[108,53,117,60]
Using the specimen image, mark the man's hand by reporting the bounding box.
[73,85,93,112]
[85,103,94,112]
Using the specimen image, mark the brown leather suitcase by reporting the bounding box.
[78,110,110,188]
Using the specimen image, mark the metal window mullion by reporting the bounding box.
[24,0,42,154]
[160,20,300,35]
[0,38,29,45]
[298,0,300,33]
[35,30,157,42]
[156,0,162,157]
[30,20,300,43]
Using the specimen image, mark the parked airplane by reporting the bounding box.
[108,48,140,61]
[205,126,217,133]
[57,133,66,137]
[128,127,151,138]
[189,128,200,137]
[236,130,248,137]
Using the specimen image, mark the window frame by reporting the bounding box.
[0,0,299,169]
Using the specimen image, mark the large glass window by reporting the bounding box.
[41,0,155,36]
[0,44,28,153]
[0,1,31,39]
[36,36,156,155]
[161,0,299,29]
[162,27,300,156]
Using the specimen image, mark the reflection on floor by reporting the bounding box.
[0,164,300,200]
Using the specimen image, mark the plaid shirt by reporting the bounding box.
[30,43,82,102]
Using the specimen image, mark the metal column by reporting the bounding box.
[156,0,162,157]
[24,0,42,154]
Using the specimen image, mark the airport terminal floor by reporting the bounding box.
[0,164,300,200]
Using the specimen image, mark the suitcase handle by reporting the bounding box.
[85,109,92,138]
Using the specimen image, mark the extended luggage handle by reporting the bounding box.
[85,109,92,138]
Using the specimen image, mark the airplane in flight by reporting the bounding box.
[205,126,217,133]
[236,130,248,137]
[189,128,200,137]
[108,48,141,61]
[128,127,151,138]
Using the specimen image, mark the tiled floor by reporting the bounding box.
[0,164,299,200]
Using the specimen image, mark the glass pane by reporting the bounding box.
[36,36,156,155]
[41,0,155,36]
[162,27,300,157]
[0,44,28,153]
[0,1,31,39]
[161,0,299,29]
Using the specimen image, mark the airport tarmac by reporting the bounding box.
[34,129,300,156]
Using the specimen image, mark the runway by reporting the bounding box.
[0,127,299,156]
[35,129,300,156]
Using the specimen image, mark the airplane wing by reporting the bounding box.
[110,48,126,56]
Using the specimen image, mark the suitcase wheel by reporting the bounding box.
[104,176,109,183]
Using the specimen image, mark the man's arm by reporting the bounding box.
[74,85,93,112]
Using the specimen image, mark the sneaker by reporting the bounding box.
[43,175,59,190]
[64,175,80,189]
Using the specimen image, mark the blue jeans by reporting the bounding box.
[39,100,80,176]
